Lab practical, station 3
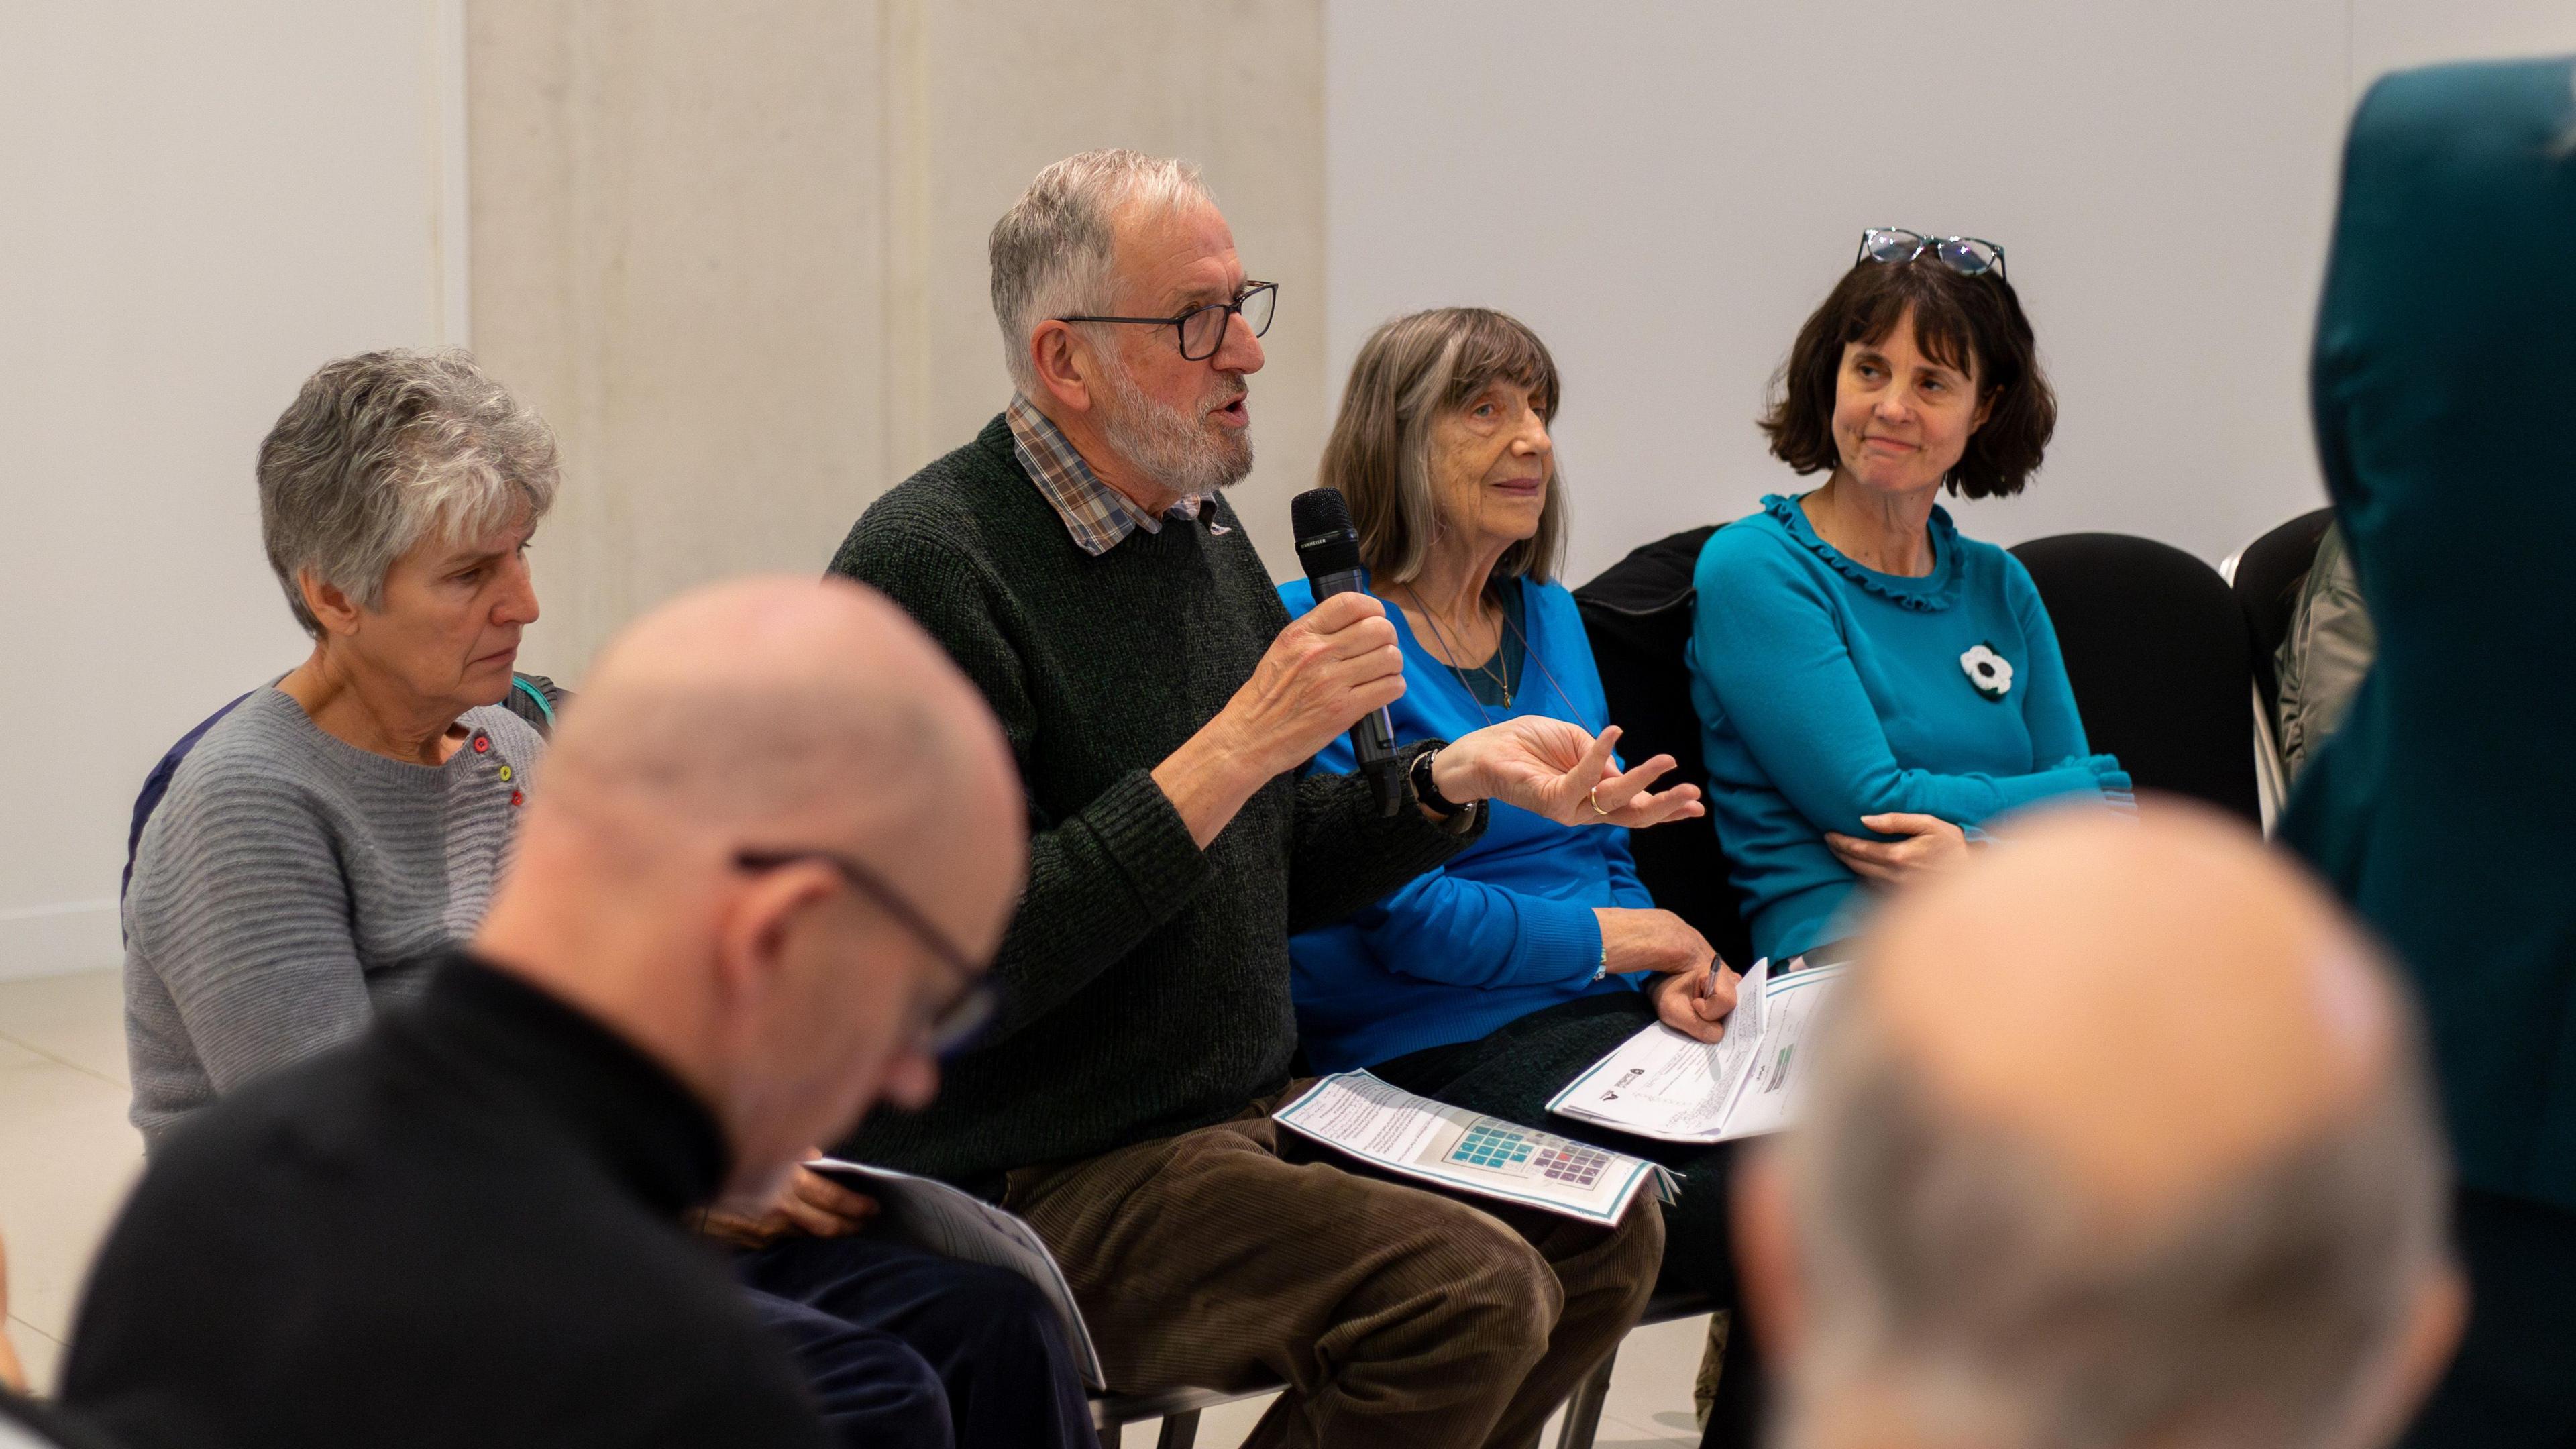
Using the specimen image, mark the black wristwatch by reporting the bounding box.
[1409,741,1465,818]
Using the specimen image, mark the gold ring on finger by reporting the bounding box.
[1589,786,1612,816]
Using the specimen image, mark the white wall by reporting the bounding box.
[466,0,903,684]
[0,0,1323,979]
[12,2,2565,983]
[470,0,1326,682]
[914,0,1328,588]
[0,2,464,979]
[1326,1,2576,587]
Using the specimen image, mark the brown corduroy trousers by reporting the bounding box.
[1002,1085,1665,1448]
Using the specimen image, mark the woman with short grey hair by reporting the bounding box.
[123,347,556,1144]
[121,350,1099,1449]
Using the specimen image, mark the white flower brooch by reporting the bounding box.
[1960,642,2014,701]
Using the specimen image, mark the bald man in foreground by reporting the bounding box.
[1735,807,2465,1449]
[61,579,1027,1449]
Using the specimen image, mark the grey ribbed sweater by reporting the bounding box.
[120,688,542,1146]
[827,413,1480,1190]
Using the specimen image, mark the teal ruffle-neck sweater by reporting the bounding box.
[1688,494,2131,962]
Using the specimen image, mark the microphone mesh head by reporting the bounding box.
[1291,487,1354,541]
[1291,488,1364,575]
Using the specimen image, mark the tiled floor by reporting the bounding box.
[0,968,144,1397]
[0,968,1705,1440]
[1130,1311,1711,1446]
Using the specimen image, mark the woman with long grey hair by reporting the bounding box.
[1282,307,1758,1445]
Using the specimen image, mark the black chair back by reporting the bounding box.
[2008,533,2260,824]
[1572,524,1756,969]
[2230,506,2334,714]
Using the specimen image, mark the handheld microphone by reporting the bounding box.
[1291,487,1406,817]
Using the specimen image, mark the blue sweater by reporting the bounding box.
[1688,494,2131,963]
[1281,576,1652,1073]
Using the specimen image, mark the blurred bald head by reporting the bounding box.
[1754,806,2456,1449]
[476,577,1025,1195]
[539,576,1013,857]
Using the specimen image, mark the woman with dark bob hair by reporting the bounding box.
[1283,307,1766,1446]
[1689,232,2131,967]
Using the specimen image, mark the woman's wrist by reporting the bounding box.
[1593,906,1628,973]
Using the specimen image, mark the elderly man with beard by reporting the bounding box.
[826,150,1699,1447]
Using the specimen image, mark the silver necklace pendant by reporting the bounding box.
[1411,586,1510,708]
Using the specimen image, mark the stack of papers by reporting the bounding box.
[1273,1071,1675,1226]
[1546,948,1854,1145]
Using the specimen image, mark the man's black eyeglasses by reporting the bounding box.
[1057,282,1278,362]
[734,849,997,1059]
[1858,228,2007,281]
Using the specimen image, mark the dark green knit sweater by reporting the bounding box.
[827,414,1480,1189]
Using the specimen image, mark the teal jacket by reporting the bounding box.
[2284,56,2576,1211]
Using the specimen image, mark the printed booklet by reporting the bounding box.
[1272,1071,1675,1226]
[803,1157,1105,1389]
[1546,945,1855,1145]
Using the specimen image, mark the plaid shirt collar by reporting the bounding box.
[1006,394,1208,557]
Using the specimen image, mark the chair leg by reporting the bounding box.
[1156,1409,1202,1449]
[1554,1347,1619,1449]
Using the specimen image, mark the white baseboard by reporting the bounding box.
[0,902,121,982]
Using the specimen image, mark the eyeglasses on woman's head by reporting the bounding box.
[1858,229,2006,281]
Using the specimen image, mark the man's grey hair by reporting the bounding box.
[258,348,559,635]
[1786,1000,2449,1449]
[989,149,1215,392]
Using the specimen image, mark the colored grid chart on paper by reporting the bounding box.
[1448,1122,1614,1188]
